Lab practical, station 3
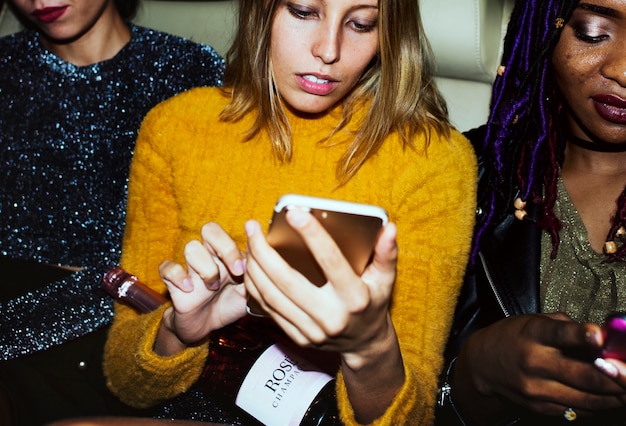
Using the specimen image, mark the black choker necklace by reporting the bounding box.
[568,134,626,153]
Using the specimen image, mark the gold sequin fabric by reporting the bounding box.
[541,178,626,324]
[0,25,224,360]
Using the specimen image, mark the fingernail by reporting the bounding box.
[586,330,602,346]
[182,278,193,292]
[209,279,220,291]
[287,208,310,227]
[245,220,256,237]
[232,259,245,276]
[594,358,619,378]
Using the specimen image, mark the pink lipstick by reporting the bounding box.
[296,74,338,96]
[32,6,68,24]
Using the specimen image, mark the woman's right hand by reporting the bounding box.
[452,313,626,424]
[154,222,248,356]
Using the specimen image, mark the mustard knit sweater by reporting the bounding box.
[103,87,477,425]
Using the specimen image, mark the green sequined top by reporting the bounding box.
[541,178,626,324]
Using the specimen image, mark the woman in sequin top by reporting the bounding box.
[437,0,626,425]
[0,0,224,424]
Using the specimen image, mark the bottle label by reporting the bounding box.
[235,343,333,426]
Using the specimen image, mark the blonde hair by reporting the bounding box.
[221,0,450,184]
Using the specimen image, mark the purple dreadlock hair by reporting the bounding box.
[473,0,626,263]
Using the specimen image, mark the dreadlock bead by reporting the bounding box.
[604,241,618,255]
[514,198,528,221]
[497,65,506,76]
[514,197,527,210]
[555,18,564,29]
[617,226,626,238]
[514,208,528,221]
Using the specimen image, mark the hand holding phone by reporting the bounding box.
[247,194,388,316]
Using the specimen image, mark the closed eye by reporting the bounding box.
[349,19,377,33]
[287,3,316,20]
[573,27,609,43]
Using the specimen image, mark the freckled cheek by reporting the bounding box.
[270,56,291,92]
[272,36,309,68]
[554,54,583,87]
[344,47,377,78]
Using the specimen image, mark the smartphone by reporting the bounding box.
[602,312,626,360]
[247,194,389,317]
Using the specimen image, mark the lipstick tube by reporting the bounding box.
[102,267,167,313]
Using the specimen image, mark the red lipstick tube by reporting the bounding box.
[102,267,168,313]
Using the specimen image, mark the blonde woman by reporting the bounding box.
[104,0,477,424]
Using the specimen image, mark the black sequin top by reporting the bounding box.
[0,25,224,359]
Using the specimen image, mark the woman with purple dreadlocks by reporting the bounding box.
[436,0,626,425]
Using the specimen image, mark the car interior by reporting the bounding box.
[0,0,514,132]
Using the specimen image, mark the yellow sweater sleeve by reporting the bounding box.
[104,304,208,408]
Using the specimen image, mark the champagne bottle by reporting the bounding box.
[101,266,341,425]
[200,316,341,426]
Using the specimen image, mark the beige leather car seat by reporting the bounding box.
[421,0,514,131]
[0,0,513,132]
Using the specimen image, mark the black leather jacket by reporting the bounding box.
[443,125,542,363]
[442,198,542,364]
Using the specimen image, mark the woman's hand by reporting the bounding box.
[244,208,397,353]
[155,222,248,356]
[453,313,626,424]
[244,208,404,422]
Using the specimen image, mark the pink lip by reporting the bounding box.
[32,6,68,24]
[592,94,626,125]
[296,74,339,96]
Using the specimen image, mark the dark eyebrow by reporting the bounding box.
[577,2,621,18]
